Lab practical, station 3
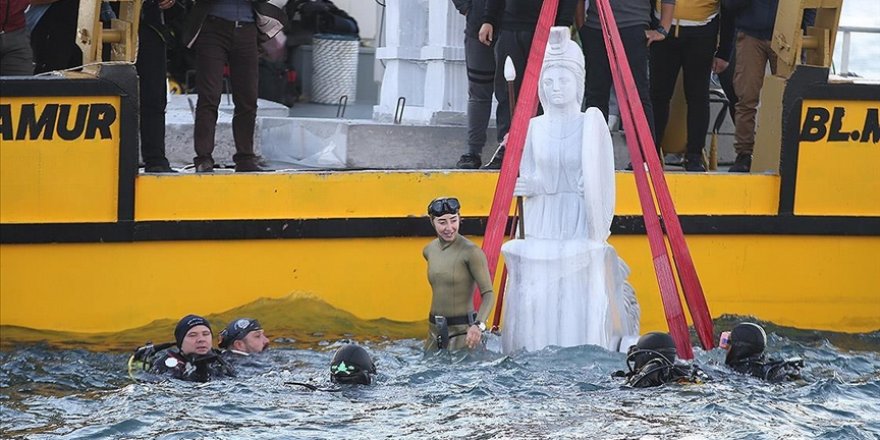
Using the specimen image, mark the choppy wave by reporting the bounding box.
[0,294,425,352]
[1,306,878,439]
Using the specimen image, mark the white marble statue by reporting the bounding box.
[500,27,640,354]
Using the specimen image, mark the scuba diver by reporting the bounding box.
[612,332,709,388]
[287,343,377,391]
[129,314,235,382]
[422,196,495,352]
[330,344,377,385]
[218,318,270,355]
[721,322,804,382]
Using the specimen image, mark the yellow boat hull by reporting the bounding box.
[1,66,878,342]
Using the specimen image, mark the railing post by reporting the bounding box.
[840,30,851,74]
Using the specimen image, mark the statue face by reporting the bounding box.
[540,66,577,108]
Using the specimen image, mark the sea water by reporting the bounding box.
[1,321,878,439]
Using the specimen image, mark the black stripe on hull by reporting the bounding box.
[2,215,878,244]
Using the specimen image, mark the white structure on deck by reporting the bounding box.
[373,0,470,124]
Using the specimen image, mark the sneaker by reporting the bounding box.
[456,153,482,169]
[483,145,505,170]
[728,153,752,173]
[195,158,215,173]
[684,154,706,172]
[144,164,177,173]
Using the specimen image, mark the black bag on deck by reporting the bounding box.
[288,0,359,36]
[258,57,300,107]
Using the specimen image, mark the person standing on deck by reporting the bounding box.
[478,0,579,169]
[138,0,178,173]
[648,0,735,172]
[183,0,265,172]
[0,0,33,76]
[423,197,495,352]
[581,0,676,148]
[723,0,815,172]
[451,0,497,170]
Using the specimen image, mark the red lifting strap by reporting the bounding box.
[475,0,559,311]
[477,0,713,358]
[595,0,714,354]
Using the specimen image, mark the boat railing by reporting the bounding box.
[836,25,880,76]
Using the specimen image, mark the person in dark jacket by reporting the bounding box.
[0,0,33,75]
[721,322,804,382]
[150,314,236,382]
[28,0,82,74]
[452,0,496,169]
[613,332,708,387]
[478,0,579,169]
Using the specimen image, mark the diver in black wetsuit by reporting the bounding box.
[285,343,377,391]
[330,344,377,385]
[721,322,804,382]
[216,317,271,373]
[613,332,708,388]
[218,318,269,355]
[131,314,235,382]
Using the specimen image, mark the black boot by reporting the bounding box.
[456,153,482,169]
[235,159,265,172]
[483,146,505,170]
[684,153,706,172]
[729,153,752,173]
[194,157,215,173]
[144,164,177,173]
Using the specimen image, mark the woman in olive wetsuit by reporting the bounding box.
[422,197,495,351]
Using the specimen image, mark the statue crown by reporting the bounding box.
[544,27,585,74]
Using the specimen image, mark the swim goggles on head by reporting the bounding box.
[427,197,461,217]
[218,318,262,349]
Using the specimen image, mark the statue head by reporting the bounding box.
[538,27,585,111]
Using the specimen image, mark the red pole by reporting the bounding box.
[474,0,559,311]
